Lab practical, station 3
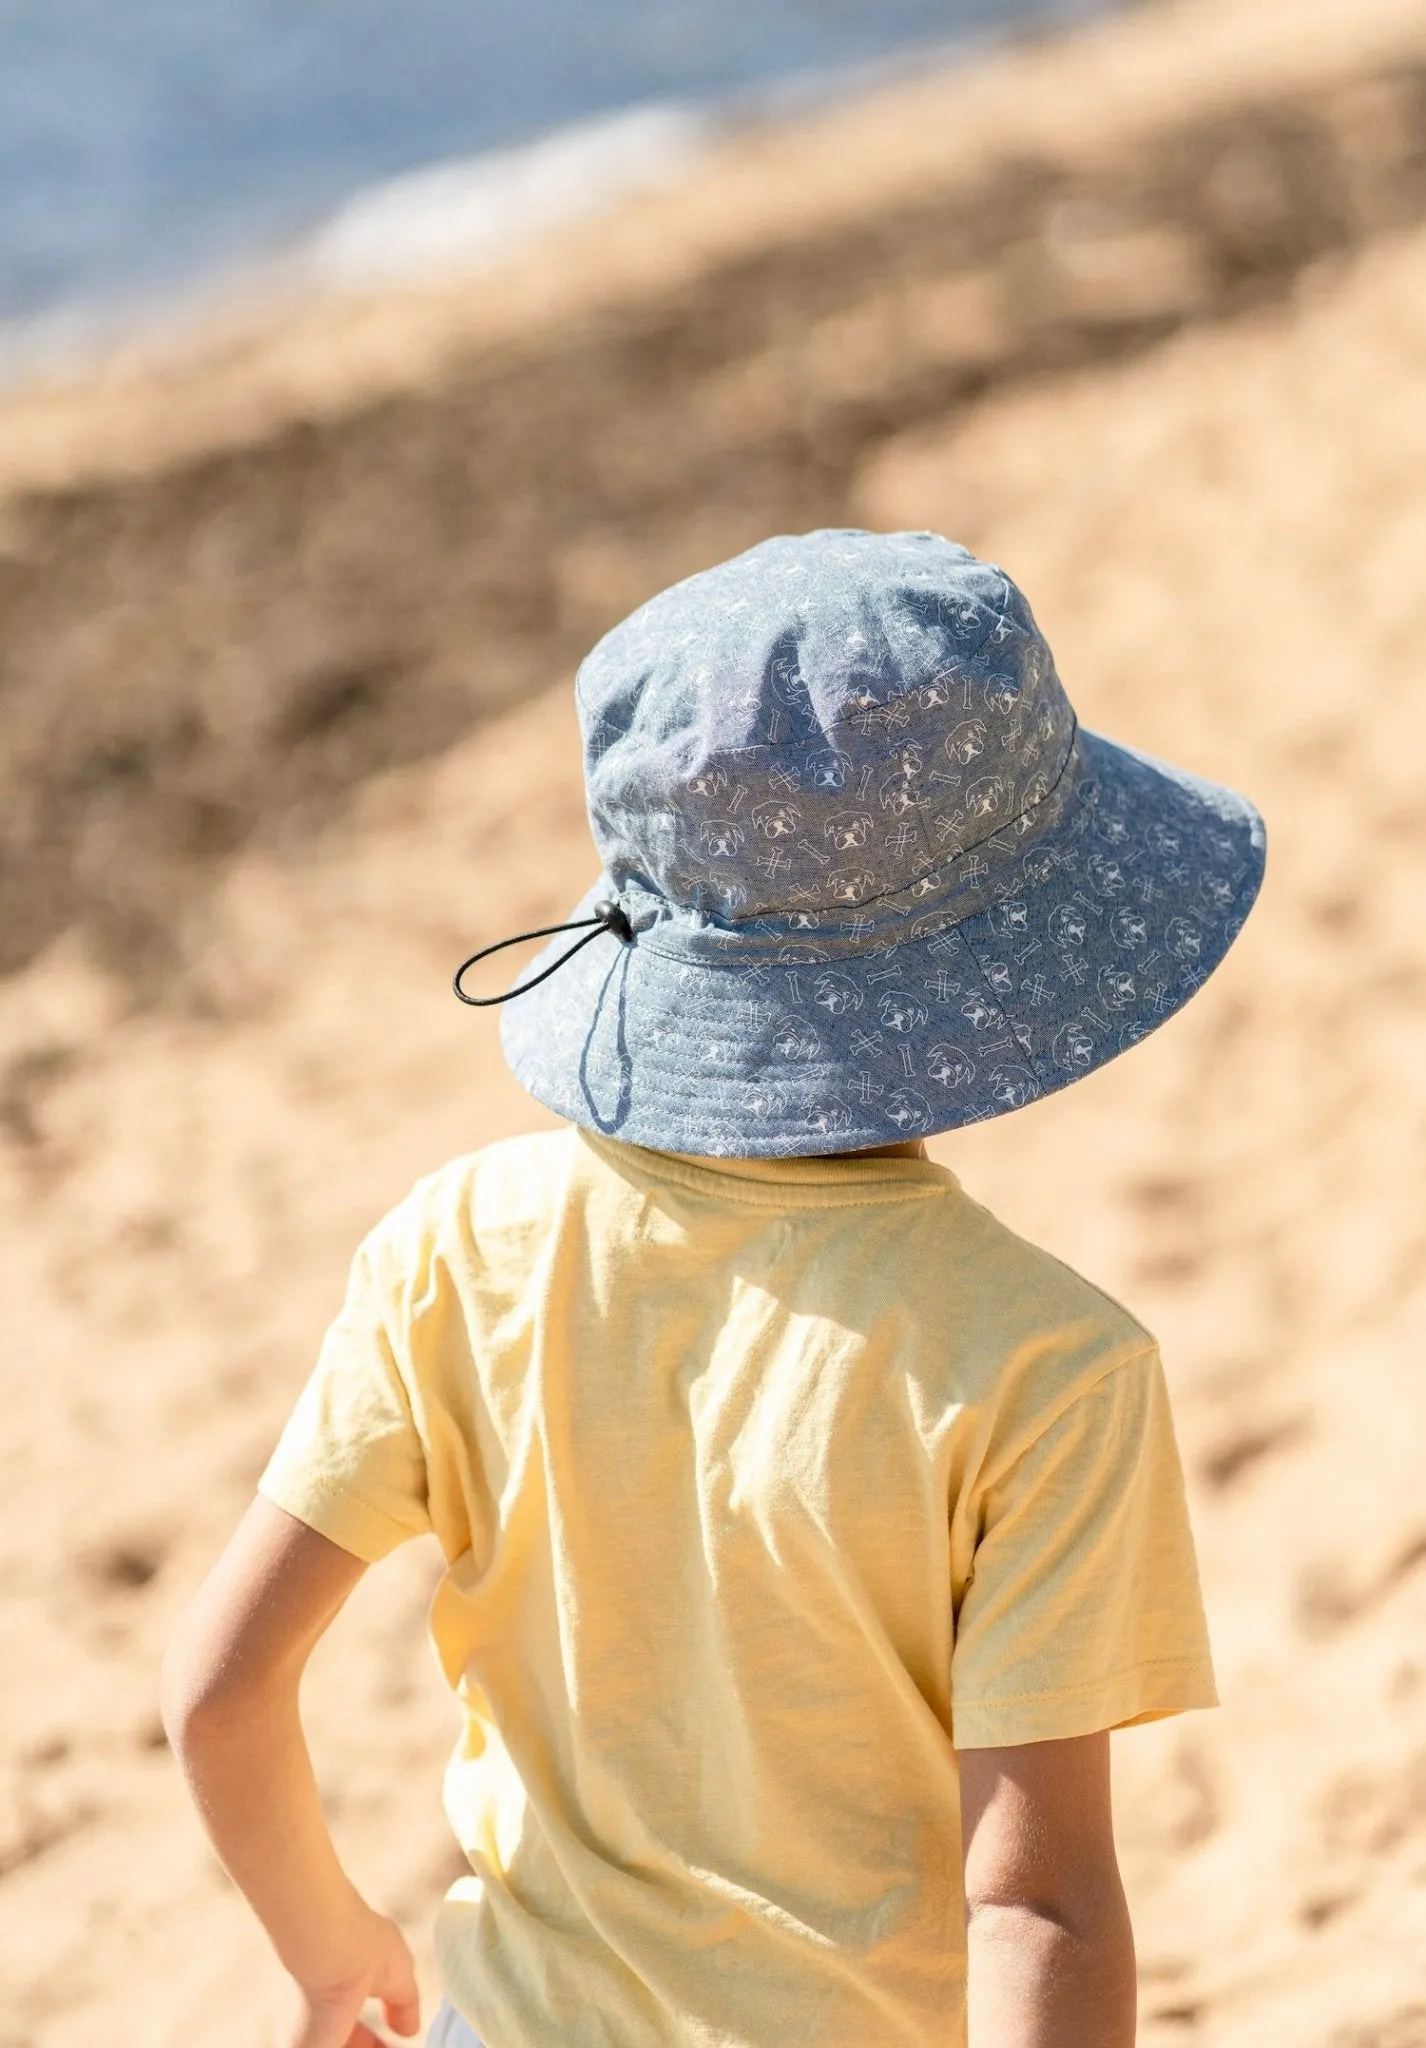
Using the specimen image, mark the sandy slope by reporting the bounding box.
[3,2,1426,2044]
[861,219,1426,2043]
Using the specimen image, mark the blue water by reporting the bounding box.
[0,0,1103,324]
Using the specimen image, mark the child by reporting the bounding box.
[163,530,1264,2048]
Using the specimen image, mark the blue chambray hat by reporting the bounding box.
[492,529,1265,1155]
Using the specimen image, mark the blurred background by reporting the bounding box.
[2,0,1425,2043]
[0,0,1102,341]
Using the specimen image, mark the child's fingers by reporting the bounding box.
[372,1922,420,2036]
[279,1988,372,2048]
[343,2027,387,2048]
[355,1997,418,2047]
[380,1990,422,2039]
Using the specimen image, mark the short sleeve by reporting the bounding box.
[259,1227,433,1564]
[951,1351,1217,1748]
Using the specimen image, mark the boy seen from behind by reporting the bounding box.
[164,531,1265,2048]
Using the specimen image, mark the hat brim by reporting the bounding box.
[499,731,1265,1156]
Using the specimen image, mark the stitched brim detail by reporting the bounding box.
[500,731,1265,1156]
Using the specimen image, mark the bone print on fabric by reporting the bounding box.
[498,529,1265,1156]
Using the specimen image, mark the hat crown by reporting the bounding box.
[577,531,1076,925]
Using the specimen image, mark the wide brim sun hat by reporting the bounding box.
[487,529,1265,1157]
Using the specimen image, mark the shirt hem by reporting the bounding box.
[952,1657,1218,1748]
[257,1470,422,1565]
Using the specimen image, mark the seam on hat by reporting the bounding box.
[953,919,1052,1094]
[633,716,1081,955]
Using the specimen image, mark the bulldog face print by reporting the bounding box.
[825,811,874,853]
[1146,821,1182,858]
[806,751,851,792]
[945,718,988,766]
[965,775,1006,821]
[878,989,930,1034]
[983,674,1021,715]
[771,1015,821,1061]
[988,1063,1038,1109]
[812,971,863,1017]
[802,1097,853,1138]
[1097,964,1137,1011]
[1095,810,1131,847]
[1111,907,1148,950]
[1198,872,1237,911]
[1166,915,1204,962]
[983,960,1014,996]
[744,1085,788,1121]
[907,870,942,900]
[927,1043,975,1088]
[767,653,809,706]
[1054,1019,1098,1071]
[917,673,954,709]
[700,818,746,859]
[960,993,999,1032]
[686,764,729,800]
[752,799,801,841]
[990,898,1030,937]
[1085,853,1127,897]
[1021,848,1057,887]
[803,1105,848,1138]
[1049,904,1088,948]
[879,769,925,816]
[884,1088,932,1133]
[829,870,877,904]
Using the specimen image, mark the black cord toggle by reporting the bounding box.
[453,898,634,1007]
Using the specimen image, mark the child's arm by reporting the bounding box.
[959,1732,1136,2047]
[162,1497,421,2048]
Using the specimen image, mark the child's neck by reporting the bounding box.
[831,1140,928,1161]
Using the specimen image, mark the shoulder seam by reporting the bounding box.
[976,1342,1163,1499]
[956,1189,1158,1350]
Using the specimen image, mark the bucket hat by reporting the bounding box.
[487,529,1264,1156]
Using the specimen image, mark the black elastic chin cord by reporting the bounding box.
[453,898,634,1007]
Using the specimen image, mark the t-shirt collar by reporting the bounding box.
[575,1128,959,1197]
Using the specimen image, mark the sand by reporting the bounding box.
[2,0,1425,2042]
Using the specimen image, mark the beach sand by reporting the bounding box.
[2,0,1425,2041]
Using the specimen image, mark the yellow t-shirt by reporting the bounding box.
[260,1128,1215,2048]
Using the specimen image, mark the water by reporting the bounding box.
[0,0,1107,334]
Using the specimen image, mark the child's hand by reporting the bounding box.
[277,1908,421,2048]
